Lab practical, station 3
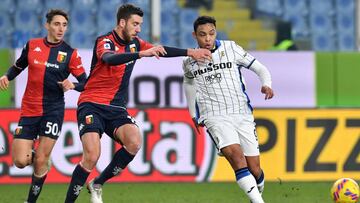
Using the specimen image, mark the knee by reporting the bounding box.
[13,157,30,168]
[125,137,142,155]
[34,154,49,168]
[83,151,100,166]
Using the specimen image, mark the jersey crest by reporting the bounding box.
[57,51,67,63]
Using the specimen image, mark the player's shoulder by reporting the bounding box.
[182,56,194,66]
[27,38,44,47]
[29,38,43,44]
[96,31,115,44]
[61,40,75,50]
[219,40,241,48]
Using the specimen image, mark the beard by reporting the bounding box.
[122,28,134,43]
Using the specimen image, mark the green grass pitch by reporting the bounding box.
[0,182,334,203]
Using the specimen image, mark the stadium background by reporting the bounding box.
[0,0,360,202]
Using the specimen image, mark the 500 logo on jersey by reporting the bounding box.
[0,109,216,183]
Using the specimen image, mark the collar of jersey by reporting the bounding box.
[210,39,221,53]
[112,30,132,45]
[43,37,63,47]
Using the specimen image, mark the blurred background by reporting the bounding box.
[0,0,360,202]
[0,0,358,50]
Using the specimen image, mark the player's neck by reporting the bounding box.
[114,28,130,44]
[46,36,62,44]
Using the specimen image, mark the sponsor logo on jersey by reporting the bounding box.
[57,51,67,63]
[193,62,232,77]
[205,73,222,84]
[34,60,60,69]
[129,44,136,53]
[15,126,22,135]
[46,62,59,69]
[85,115,94,124]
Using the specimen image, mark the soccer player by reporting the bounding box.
[182,16,274,203]
[0,9,87,203]
[64,4,211,203]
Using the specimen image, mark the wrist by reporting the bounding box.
[187,48,194,57]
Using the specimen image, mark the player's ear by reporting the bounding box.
[119,19,126,28]
[192,31,196,39]
[44,22,49,30]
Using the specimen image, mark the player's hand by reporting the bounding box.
[58,79,75,92]
[192,117,204,134]
[187,48,212,62]
[0,75,9,91]
[261,86,274,100]
[139,45,167,59]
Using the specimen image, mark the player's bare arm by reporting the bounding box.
[261,86,274,100]
[0,75,9,91]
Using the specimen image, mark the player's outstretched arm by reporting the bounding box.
[139,45,167,59]
[160,46,211,62]
[0,75,9,91]
[102,46,167,65]
[187,48,212,62]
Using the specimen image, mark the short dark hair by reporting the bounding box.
[193,16,216,32]
[46,9,68,23]
[116,4,144,24]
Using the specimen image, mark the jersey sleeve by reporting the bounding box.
[232,41,256,69]
[68,49,86,77]
[15,42,29,70]
[138,38,153,51]
[182,57,195,79]
[96,37,116,60]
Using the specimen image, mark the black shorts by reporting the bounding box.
[77,102,136,140]
[14,112,64,140]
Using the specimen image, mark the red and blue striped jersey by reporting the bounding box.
[78,30,153,107]
[15,38,85,117]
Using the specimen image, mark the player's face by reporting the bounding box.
[122,14,143,42]
[45,15,68,43]
[193,23,217,50]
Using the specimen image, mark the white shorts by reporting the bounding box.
[204,114,260,156]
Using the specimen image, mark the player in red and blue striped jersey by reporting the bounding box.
[64,3,211,203]
[0,9,87,203]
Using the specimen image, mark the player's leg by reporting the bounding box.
[12,117,39,168]
[92,122,141,186]
[221,144,264,203]
[26,114,63,202]
[26,136,56,202]
[12,139,34,168]
[87,114,140,203]
[205,116,264,203]
[65,104,103,203]
[65,132,101,203]
[239,114,265,195]
[246,156,265,194]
